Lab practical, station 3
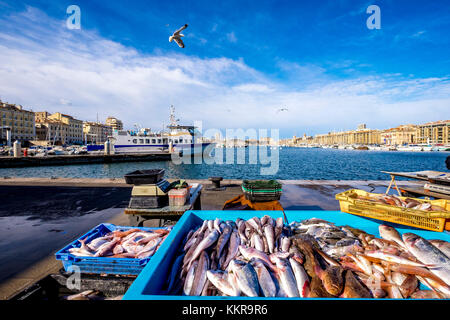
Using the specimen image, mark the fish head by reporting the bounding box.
[169,36,173,42]
[402,233,420,247]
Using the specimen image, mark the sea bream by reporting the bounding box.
[402,233,450,286]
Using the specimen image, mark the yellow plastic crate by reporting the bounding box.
[335,189,450,232]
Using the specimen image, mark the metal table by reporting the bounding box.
[124,184,203,227]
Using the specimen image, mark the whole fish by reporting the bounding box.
[206,270,239,296]
[251,258,277,297]
[263,224,275,253]
[230,260,260,297]
[216,225,232,259]
[222,231,241,270]
[186,229,219,268]
[238,245,273,268]
[364,250,430,268]
[403,233,450,286]
[94,237,120,257]
[378,225,407,250]
[289,257,310,297]
[183,260,198,295]
[273,257,300,297]
[191,252,210,296]
[314,265,344,296]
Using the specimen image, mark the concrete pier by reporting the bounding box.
[0,152,173,168]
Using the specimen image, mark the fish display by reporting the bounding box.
[164,216,450,298]
[353,194,447,212]
[68,227,172,259]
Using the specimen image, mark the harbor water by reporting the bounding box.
[0,148,448,180]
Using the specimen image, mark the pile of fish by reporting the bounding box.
[355,193,447,212]
[68,227,172,259]
[164,216,450,298]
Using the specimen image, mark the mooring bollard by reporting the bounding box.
[13,140,21,158]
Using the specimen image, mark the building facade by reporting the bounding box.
[34,111,83,145]
[83,121,113,144]
[416,120,450,144]
[312,126,381,145]
[48,113,83,144]
[0,101,36,144]
[380,125,417,146]
[105,116,123,131]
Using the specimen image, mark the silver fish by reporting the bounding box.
[403,233,450,286]
[183,260,198,295]
[187,229,219,268]
[222,231,241,270]
[239,245,273,267]
[230,260,260,297]
[216,225,232,259]
[191,252,210,296]
[252,233,265,252]
[251,258,277,297]
[263,224,275,254]
[273,257,300,297]
[289,257,310,297]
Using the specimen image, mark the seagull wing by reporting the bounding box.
[173,37,185,48]
[174,24,188,35]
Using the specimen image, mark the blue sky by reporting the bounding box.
[0,0,449,138]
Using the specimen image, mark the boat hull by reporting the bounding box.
[87,143,215,155]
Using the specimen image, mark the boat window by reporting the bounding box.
[175,139,179,143]
[132,139,137,144]
[145,139,150,144]
[163,139,168,144]
[139,139,144,143]
[152,139,156,143]
[157,139,161,143]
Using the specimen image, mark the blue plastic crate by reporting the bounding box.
[123,210,450,300]
[55,223,167,275]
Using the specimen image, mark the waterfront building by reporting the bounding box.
[83,121,113,144]
[105,116,123,131]
[380,125,417,145]
[415,120,450,144]
[0,100,36,144]
[35,111,83,145]
[34,120,69,146]
[312,126,381,146]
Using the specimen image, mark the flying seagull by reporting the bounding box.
[169,24,188,48]
[276,107,289,113]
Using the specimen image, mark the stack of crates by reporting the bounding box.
[242,180,282,202]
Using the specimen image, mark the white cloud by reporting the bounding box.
[0,6,449,137]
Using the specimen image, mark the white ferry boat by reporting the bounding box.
[87,106,215,155]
